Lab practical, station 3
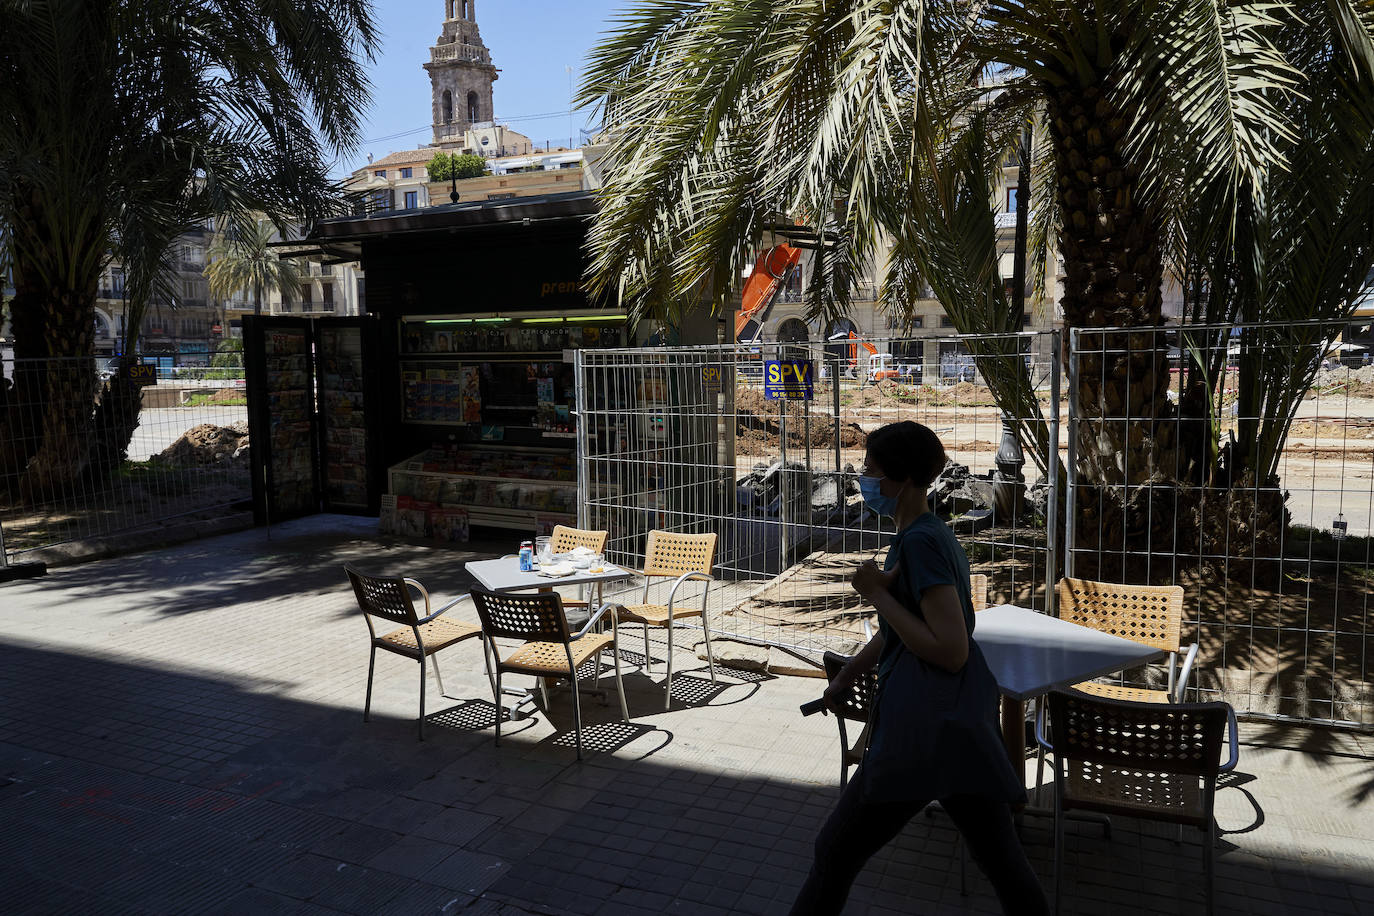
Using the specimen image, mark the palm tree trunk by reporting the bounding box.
[17,286,98,501]
[1047,82,1186,578]
[254,282,262,316]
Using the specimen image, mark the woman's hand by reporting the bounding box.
[852,560,899,602]
[822,672,853,714]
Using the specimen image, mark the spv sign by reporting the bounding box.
[763,359,814,401]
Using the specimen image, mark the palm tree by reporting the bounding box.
[206,221,303,317]
[580,0,1373,560]
[0,0,377,499]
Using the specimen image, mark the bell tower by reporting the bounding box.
[425,0,498,148]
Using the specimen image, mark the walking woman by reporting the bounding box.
[791,421,1049,915]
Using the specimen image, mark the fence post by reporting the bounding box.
[1064,327,1080,580]
[574,348,589,531]
[1047,330,1061,618]
[778,388,789,567]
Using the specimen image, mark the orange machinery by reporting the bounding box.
[735,244,802,342]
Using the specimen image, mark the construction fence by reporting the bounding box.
[575,332,1061,663]
[577,324,1374,728]
[0,356,251,565]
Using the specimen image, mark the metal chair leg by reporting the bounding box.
[363,645,377,722]
[494,670,504,747]
[700,610,718,685]
[664,622,674,711]
[1053,786,1064,916]
[1204,819,1216,916]
[642,625,652,673]
[837,718,850,789]
[571,669,585,761]
[613,644,629,722]
[417,656,427,741]
[430,652,447,698]
[538,677,550,710]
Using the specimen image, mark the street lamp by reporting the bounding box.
[450,169,460,205]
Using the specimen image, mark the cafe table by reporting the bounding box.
[974,604,1168,775]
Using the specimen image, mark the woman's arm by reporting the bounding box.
[853,560,968,673]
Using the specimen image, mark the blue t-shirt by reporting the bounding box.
[875,512,975,688]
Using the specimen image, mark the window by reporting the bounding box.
[467,91,480,124]
[405,190,418,209]
[400,167,412,179]
[110,268,125,296]
[1006,187,1019,213]
[910,316,924,329]
[560,161,579,169]
[301,285,312,309]
[1023,313,1033,327]
[940,316,955,328]
[322,283,335,312]
[375,169,386,178]
[442,90,453,123]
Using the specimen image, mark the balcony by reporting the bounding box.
[430,42,490,65]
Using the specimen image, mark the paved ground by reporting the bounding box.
[2,515,1373,915]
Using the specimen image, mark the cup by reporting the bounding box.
[590,552,607,573]
[535,536,552,565]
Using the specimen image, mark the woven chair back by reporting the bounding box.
[1056,577,1184,653]
[1047,690,1229,778]
[550,525,608,554]
[821,651,878,724]
[470,588,569,643]
[643,530,716,578]
[970,573,988,612]
[345,565,420,626]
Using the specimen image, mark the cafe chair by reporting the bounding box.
[613,530,718,710]
[1056,578,1197,703]
[549,525,609,611]
[345,565,488,741]
[1036,689,1239,916]
[469,588,628,761]
[970,573,988,612]
[820,651,878,788]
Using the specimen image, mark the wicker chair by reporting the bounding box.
[549,526,609,611]
[611,530,719,710]
[345,565,488,741]
[970,573,988,612]
[820,650,879,788]
[1036,689,1239,916]
[469,588,627,760]
[1056,577,1197,702]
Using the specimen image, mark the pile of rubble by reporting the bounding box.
[158,423,250,469]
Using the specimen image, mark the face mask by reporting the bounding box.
[858,475,897,518]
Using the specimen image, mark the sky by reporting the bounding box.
[336,0,628,177]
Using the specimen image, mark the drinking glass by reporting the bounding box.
[535,536,552,565]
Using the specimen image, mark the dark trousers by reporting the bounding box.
[790,770,1050,916]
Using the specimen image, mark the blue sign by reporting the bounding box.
[763,360,814,400]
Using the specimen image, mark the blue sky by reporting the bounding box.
[339,0,628,175]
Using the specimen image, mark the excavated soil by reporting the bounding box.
[735,388,867,453]
[158,423,250,468]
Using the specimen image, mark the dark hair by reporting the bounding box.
[865,421,946,489]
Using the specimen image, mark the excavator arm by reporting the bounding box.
[735,244,802,341]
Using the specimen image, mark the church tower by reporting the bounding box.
[425,0,498,148]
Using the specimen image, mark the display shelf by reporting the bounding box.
[382,445,579,533]
[318,326,368,508]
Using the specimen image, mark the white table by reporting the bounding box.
[464,557,635,595]
[974,604,1168,766]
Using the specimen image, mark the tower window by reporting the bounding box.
[467,91,480,124]
[442,90,453,124]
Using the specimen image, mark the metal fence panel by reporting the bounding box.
[576,332,1061,665]
[0,356,251,563]
[1066,321,1372,727]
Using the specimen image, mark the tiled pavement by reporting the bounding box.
[2,515,1373,915]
